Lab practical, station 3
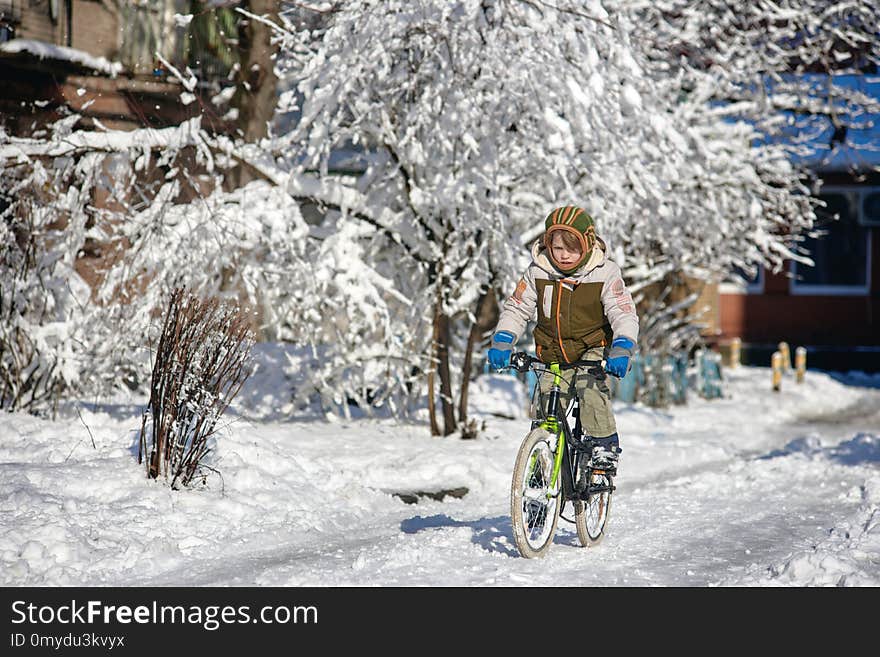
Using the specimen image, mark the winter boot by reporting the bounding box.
[591,433,621,475]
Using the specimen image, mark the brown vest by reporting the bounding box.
[533,278,613,363]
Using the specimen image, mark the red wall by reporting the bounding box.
[719,225,879,346]
[719,292,878,345]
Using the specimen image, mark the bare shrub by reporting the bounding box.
[139,288,255,489]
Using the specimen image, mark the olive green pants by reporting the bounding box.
[534,347,616,438]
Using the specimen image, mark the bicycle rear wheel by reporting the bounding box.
[511,428,561,558]
[574,472,613,547]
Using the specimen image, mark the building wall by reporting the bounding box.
[8,1,182,69]
[70,0,118,59]
[719,290,878,345]
[719,225,879,347]
[5,0,68,45]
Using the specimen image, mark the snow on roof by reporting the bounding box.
[777,74,880,173]
[0,39,124,77]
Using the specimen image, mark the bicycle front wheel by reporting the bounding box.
[510,428,562,558]
[574,472,613,547]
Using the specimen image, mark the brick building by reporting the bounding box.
[717,172,880,371]
[0,0,233,134]
[0,1,241,292]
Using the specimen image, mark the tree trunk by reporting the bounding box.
[458,286,498,429]
[436,308,456,435]
[227,0,280,188]
[237,0,279,141]
[427,300,441,436]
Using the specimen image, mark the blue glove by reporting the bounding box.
[487,331,515,370]
[605,337,635,378]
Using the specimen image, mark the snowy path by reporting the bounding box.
[242,406,880,587]
[2,367,879,586]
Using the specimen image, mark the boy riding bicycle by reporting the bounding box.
[487,206,639,476]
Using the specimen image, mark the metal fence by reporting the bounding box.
[488,348,725,408]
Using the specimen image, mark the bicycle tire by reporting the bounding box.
[510,428,562,558]
[574,471,613,547]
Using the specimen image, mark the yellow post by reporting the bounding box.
[730,337,741,369]
[771,351,782,391]
[778,341,791,372]
[795,347,806,384]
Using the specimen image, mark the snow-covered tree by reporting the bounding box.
[266,0,848,425]
[0,151,90,413]
[273,0,681,432]
[611,0,880,168]
[0,108,413,418]
[599,0,880,352]
[0,115,220,411]
[7,0,877,420]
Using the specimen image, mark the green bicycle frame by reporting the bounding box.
[538,363,566,498]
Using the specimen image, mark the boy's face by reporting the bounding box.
[550,233,583,269]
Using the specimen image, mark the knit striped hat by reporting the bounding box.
[543,206,596,272]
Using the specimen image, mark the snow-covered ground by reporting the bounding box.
[2,350,879,587]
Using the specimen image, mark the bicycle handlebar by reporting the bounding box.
[507,351,605,374]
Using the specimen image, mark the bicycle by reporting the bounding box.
[505,352,617,558]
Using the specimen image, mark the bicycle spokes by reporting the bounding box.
[524,459,549,529]
[575,472,613,546]
[511,431,562,557]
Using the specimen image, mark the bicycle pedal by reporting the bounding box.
[570,438,591,452]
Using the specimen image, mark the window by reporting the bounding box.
[863,192,880,226]
[0,0,18,44]
[791,190,871,295]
